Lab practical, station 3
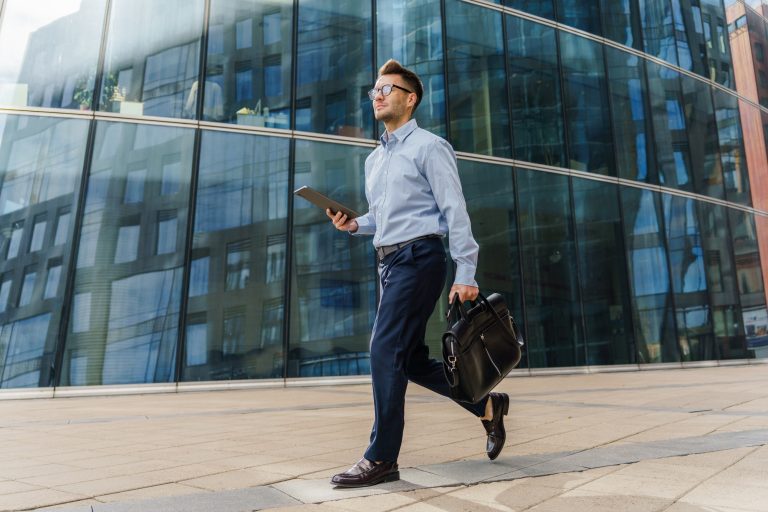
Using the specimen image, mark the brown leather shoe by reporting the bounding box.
[482,392,509,460]
[330,458,400,488]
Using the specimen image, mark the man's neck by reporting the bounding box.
[383,116,411,135]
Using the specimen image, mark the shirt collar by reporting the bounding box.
[380,119,418,147]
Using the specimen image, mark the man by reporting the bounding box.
[326,59,509,488]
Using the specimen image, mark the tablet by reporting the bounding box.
[293,186,362,219]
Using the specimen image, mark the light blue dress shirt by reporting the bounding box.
[354,119,479,287]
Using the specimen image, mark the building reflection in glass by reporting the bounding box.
[0,115,89,387]
[0,0,106,110]
[60,122,195,386]
[98,0,205,119]
[289,139,375,377]
[183,130,289,381]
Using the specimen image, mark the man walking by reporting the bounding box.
[326,59,509,488]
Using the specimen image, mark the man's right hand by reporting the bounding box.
[327,209,358,233]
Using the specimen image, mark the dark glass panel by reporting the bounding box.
[600,0,643,50]
[502,0,555,20]
[182,131,289,381]
[559,32,615,175]
[572,177,634,365]
[0,0,106,110]
[204,0,292,126]
[680,73,725,199]
[455,159,525,366]
[620,187,679,363]
[697,201,744,360]
[517,169,583,367]
[728,209,768,360]
[605,45,656,182]
[377,0,446,137]
[296,0,372,138]
[0,115,89,388]
[445,0,511,157]
[289,140,375,377]
[640,0,679,66]
[506,16,566,168]
[645,59,692,190]
[714,89,751,206]
[669,0,694,72]
[99,0,205,119]
[555,0,601,35]
[61,122,195,386]
[662,195,716,361]
[689,0,733,87]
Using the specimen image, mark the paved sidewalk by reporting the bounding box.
[1,365,767,512]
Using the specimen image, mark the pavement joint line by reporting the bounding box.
[33,428,768,512]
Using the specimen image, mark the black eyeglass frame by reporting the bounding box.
[367,83,414,101]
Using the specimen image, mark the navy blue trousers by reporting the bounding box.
[363,237,488,463]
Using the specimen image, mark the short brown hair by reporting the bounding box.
[378,59,423,113]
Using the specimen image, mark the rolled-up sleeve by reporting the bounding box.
[423,139,479,287]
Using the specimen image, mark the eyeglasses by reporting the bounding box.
[367,83,413,101]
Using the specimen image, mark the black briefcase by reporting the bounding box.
[442,292,524,404]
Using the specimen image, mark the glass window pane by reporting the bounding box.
[377,0,446,137]
[600,0,643,50]
[621,187,679,363]
[506,16,565,167]
[290,140,375,377]
[456,159,525,366]
[296,0,372,138]
[662,195,717,361]
[0,0,106,110]
[559,32,615,175]
[573,177,634,365]
[640,0,679,66]
[715,90,750,206]
[605,45,656,182]
[680,73,725,199]
[61,122,195,386]
[502,0,555,20]
[99,0,205,119]
[0,115,89,388]
[183,130,289,381]
[518,169,583,367]
[645,59,692,189]
[205,0,292,126]
[556,0,602,34]
[445,0,511,157]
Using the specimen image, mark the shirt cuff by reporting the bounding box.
[454,265,478,288]
[351,214,375,236]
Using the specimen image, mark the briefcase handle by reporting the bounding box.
[447,292,522,346]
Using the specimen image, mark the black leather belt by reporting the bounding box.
[376,234,441,261]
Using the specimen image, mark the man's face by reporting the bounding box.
[371,74,415,124]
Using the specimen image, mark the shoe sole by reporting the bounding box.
[332,471,400,488]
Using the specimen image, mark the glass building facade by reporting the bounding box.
[0,0,767,391]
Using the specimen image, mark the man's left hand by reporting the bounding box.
[449,284,479,303]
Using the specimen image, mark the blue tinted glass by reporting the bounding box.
[715,92,750,206]
[445,0,511,157]
[640,0,679,66]
[377,0,446,137]
[600,0,642,49]
[605,46,656,182]
[183,131,290,381]
[61,122,195,386]
[621,187,679,363]
[100,0,204,119]
[517,169,584,368]
[556,0,601,34]
[506,16,566,167]
[289,140,375,377]
[559,32,615,175]
[0,115,89,388]
[502,0,555,20]
[573,177,634,365]
[296,1,373,138]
